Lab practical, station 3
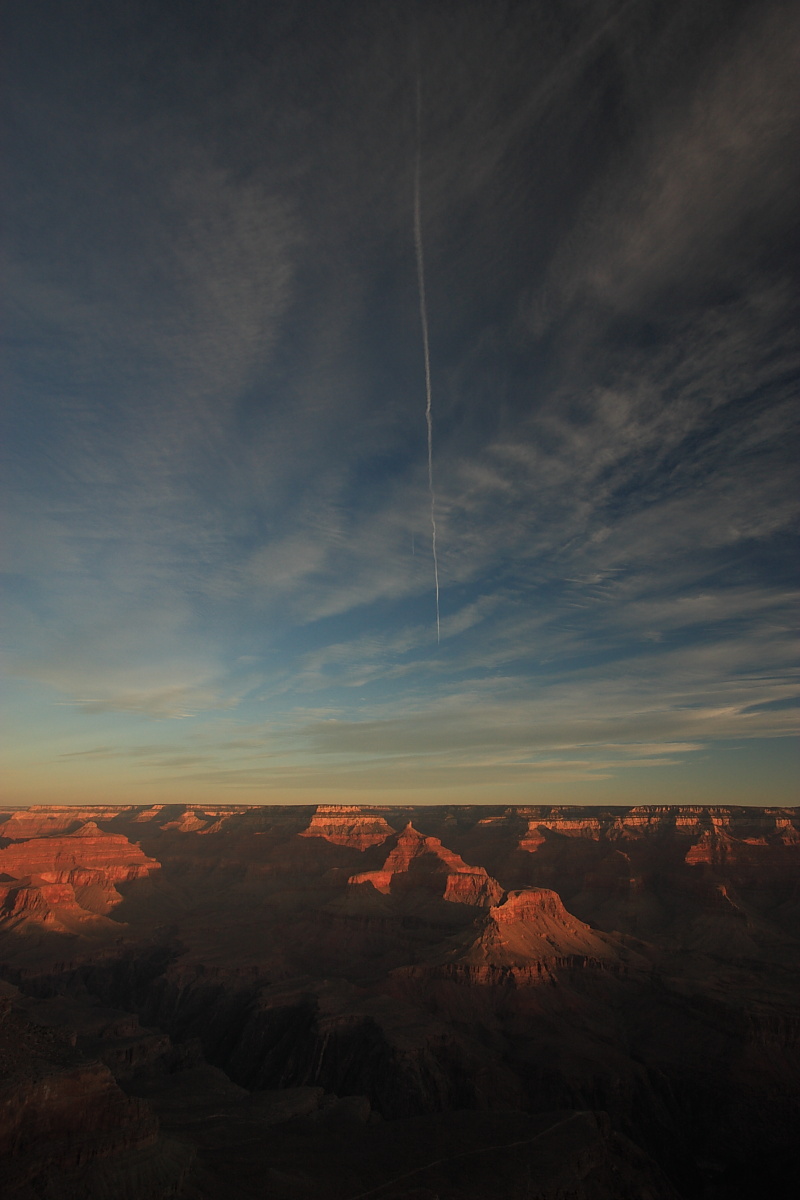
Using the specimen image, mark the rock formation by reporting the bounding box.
[349,822,505,906]
[0,803,797,1199]
[466,886,625,968]
[0,985,191,1199]
[299,803,396,849]
[0,821,160,933]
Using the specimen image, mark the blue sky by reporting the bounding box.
[3,0,798,806]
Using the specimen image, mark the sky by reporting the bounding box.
[2,0,799,808]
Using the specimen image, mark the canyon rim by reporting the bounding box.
[1,802,798,1199]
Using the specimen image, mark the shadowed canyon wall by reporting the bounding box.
[1,804,798,1199]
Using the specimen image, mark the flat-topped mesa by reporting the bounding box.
[348,823,504,906]
[299,806,396,850]
[470,887,623,968]
[0,822,159,886]
[490,888,584,929]
[442,872,505,906]
[399,887,626,987]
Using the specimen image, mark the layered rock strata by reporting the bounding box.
[0,803,796,1200]
[0,991,188,1199]
[401,887,629,987]
[0,821,160,931]
[300,804,396,849]
[349,822,505,906]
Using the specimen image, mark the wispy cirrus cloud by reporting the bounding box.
[3,1,797,804]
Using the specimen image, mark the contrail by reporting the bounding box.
[407,2,635,645]
[413,67,441,644]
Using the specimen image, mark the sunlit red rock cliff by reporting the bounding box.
[1,803,798,1199]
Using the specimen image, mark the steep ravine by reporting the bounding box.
[1,804,798,1199]
[18,940,793,1200]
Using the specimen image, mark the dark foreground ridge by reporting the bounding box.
[1,804,798,1199]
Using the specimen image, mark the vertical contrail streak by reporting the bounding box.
[413,70,441,644]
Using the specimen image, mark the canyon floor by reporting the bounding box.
[1,803,798,1199]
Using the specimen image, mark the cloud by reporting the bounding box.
[3,1,797,802]
[533,2,800,320]
[60,687,236,720]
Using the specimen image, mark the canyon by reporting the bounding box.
[0,803,798,1199]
